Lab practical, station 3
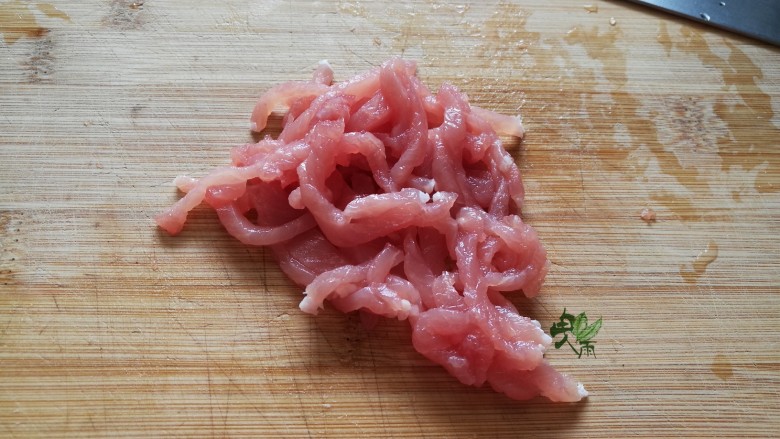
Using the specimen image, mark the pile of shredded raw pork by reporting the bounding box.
[156,59,587,402]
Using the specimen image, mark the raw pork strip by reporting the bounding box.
[157,59,587,402]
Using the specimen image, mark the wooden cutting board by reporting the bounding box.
[1,1,778,437]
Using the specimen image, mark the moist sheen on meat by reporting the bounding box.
[156,59,587,402]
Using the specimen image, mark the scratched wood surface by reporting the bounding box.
[1,0,779,437]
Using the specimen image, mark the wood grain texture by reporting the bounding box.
[1,0,779,437]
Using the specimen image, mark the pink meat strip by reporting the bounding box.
[156,59,587,402]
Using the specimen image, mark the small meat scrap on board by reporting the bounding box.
[157,59,587,402]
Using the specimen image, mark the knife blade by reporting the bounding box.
[625,0,780,46]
